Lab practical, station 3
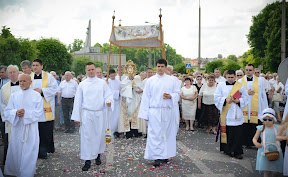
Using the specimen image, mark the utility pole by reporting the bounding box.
[281,0,286,62]
[149,49,152,68]
[198,0,201,71]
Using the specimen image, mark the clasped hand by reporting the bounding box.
[16,109,25,117]
[226,97,240,104]
[248,89,255,95]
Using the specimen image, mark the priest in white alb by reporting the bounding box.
[214,70,249,159]
[107,69,121,137]
[238,64,268,148]
[138,59,180,167]
[71,62,113,171]
[4,74,44,177]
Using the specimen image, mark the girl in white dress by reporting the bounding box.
[276,114,288,176]
[180,77,198,131]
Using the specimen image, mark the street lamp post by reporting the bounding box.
[198,0,201,71]
[281,0,286,62]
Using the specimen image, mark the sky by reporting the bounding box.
[0,0,277,59]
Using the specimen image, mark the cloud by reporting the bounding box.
[0,0,276,59]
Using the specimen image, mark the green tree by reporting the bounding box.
[94,43,102,48]
[174,62,191,74]
[0,26,38,66]
[247,1,288,72]
[36,38,72,73]
[73,56,102,76]
[218,54,223,59]
[68,39,84,53]
[227,55,238,62]
[205,59,224,74]
[222,59,241,72]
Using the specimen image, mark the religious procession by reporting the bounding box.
[0,6,288,177]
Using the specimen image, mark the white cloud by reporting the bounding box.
[0,0,278,59]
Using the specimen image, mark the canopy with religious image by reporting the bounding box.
[109,25,163,49]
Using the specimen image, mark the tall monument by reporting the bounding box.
[72,20,126,67]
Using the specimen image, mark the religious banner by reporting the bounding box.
[109,25,163,48]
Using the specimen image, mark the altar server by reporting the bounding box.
[107,69,121,137]
[214,70,249,159]
[30,59,58,159]
[4,74,44,177]
[138,59,180,167]
[238,64,268,148]
[71,62,113,171]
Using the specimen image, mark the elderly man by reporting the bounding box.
[236,70,244,80]
[254,68,260,77]
[4,74,44,177]
[71,62,113,171]
[30,59,58,159]
[269,73,278,86]
[116,67,127,81]
[0,65,20,164]
[57,71,78,133]
[238,64,268,148]
[20,60,33,75]
[142,68,154,86]
[214,68,226,84]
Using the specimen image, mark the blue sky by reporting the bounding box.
[0,0,277,59]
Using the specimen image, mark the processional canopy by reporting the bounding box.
[109,25,163,49]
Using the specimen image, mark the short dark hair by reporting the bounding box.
[156,59,167,66]
[0,65,7,71]
[226,69,236,75]
[147,68,153,71]
[109,69,116,74]
[33,59,43,65]
[184,77,192,82]
[85,62,95,67]
[247,64,254,68]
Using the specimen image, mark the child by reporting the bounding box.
[253,108,284,177]
[276,114,288,176]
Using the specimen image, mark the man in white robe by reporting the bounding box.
[238,64,268,148]
[4,74,44,177]
[116,67,128,81]
[166,65,181,132]
[214,68,226,84]
[214,70,249,159]
[142,68,154,87]
[30,59,58,159]
[107,69,121,137]
[71,62,113,171]
[0,65,20,165]
[138,59,180,167]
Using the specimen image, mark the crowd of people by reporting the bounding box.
[0,59,287,176]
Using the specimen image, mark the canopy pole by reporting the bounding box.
[119,48,122,81]
[159,8,166,60]
[107,11,116,82]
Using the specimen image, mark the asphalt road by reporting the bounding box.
[0,124,285,177]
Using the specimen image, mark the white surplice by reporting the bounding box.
[215,76,226,84]
[214,82,249,125]
[4,88,44,177]
[283,78,288,121]
[30,71,58,122]
[108,78,121,133]
[238,75,268,120]
[71,77,113,160]
[138,74,180,160]
[171,75,181,131]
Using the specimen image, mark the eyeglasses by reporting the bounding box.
[263,118,273,122]
[255,72,260,74]
[237,75,242,76]
[246,69,253,71]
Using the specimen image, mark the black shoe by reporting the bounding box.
[153,159,161,167]
[234,155,243,159]
[38,155,48,159]
[95,155,101,165]
[82,163,91,171]
[160,159,169,163]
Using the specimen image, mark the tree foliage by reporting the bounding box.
[73,56,102,76]
[67,39,83,53]
[227,55,238,62]
[36,38,72,73]
[205,59,224,74]
[217,54,223,59]
[247,1,288,72]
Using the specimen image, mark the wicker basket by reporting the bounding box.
[264,151,279,161]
